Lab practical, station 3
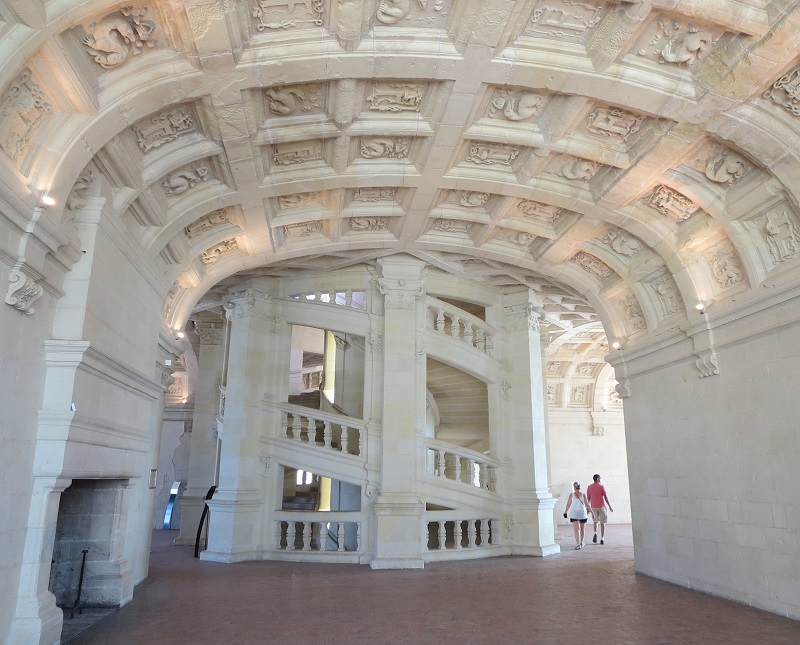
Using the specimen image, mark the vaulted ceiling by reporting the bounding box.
[3,0,800,351]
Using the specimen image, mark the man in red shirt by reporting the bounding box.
[587,473,613,544]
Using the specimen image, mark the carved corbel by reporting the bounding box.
[5,267,44,315]
[615,378,631,399]
[695,350,719,378]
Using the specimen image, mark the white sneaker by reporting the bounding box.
[575,544,582,550]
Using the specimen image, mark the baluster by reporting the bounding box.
[479,519,489,547]
[466,459,475,485]
[476,329,486,352]
[337,522,346,552]
[464,321,473,346]
[345,289,353,307]
[490,519,499,545]
[485,335,494,356]
[453,520,463,549]
[275,521,284,549]
[454,455,462,483]
[436,308,445,332]
[300,416,309,442]
[327,290,335,303]
[318,522,327,551]
[340,426,349,454]
[438,521,447,550]
[450,315,460,337]
[488,466,497,492]
[284,412,292,439]
[287,522,297,550]
[437,450,446,477]
[355,523,361,551]
[322,421,331,448]
[314,291,322,302]
[467,520,477,548]
[303,521,313,551]
[480,463,489,489]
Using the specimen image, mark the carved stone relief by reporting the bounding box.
[185,209,229,238]
[505,230,537,247]
[265,83,322,116]
[83,7,157,69]
[525,1,604,40]
[353,187,398,202]
[487,88,543,121]
[649,274,683,318]
[133,108,195,153]
[705,149,749,185]
[570,385,588,405]
[201,238,239,264]
[195,321,224,345]
[763,211,800,264]
[67,169,97,211]
[433,219,471,233]
[367,83,423,112]
[620,293,646,331]
[546,361,563,374]
[516,200,562,224]
[586,106,643,141]
[283,220,323,237]
[376,0,449,26]
[279,192,320,209]
[571,252,614,279]
[272,140,322,165]
[503,303,540,332]
[350,217,387,231]
[546,385,556,403]
[637,19,715,67]
[465,142,519,165]
[378,278,424,310]
[162,163,209,196]
[557,156,601,182]
[5,268,44,315]
[576,362,594,375]
[644,185,698,221]
[0,68,52,163]
[162,281,180,319]
[451,191,490,208]
[360,137,410,159]
[705,240,744,288]
[601,228,642,257]
[608,385,622,407]
[763,66,800,117]
[253,0,324,31]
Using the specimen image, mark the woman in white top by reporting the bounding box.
[563,481,594,549]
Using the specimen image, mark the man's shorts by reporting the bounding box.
[591,508,608,523]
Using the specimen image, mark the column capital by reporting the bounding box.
[377,278,424,310]
[195,320,225,345]
[503,301,543,332]
[224,288,272,321]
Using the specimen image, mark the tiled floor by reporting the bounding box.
[71,526,799,644]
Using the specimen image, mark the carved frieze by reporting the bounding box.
[133,108,195,153]
[5,268,44,315]
[353,187,398,202]
[67,169,97,211]
[516,200,562,224]
[0,68,52,163]
[571,252,614,279]
[253,0,324,31]
[586,107,643,141]
[265,83,322,116]
[83,7,157,69]
[272,140,322,165]
[360,137,410,159]
[283,220,323,237]
[644,185,698,221]
[185,209,229,238]
[763,66,800,117]
[620,293,646,331]
[705,149,749,185]
[525,1,603,40]
[279,192,320,209]
[433,219,471,233]
[705,240,744,288]
[162,163,209,196]
[367,82,423,112]
[648,274,683,318]
[637,19,715,67]
[201,238,239,264]
[763,211,800,264]
[601,228,642,257]
[350,217,387,231]
[487,88,543,121]
[451,191,490,208]
[465,142,519,166]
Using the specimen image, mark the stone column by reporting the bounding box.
[500,289,559,556]
[370,256,427,569]
[201,284,288,562]
[176,321,226,546]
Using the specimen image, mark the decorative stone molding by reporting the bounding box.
[195,321,224,345]
[162,164,209,196]
[488,88,543,121]
[571,252,614,279]
[453,191,490,208]
[367,82,423,112]
[465,142,519,165]
[350,217,387,231]
[433,219,471,233]
[361,137,409,159]
[637,20,714,67]
[133,108,195,152]
[614,378,631,399]
[0,68,52,163]
[516,200,562,223]
[266,83,322,115]
[558,157,601,181]
[763,211,800,264]
[575,363,594,376]
[353,187,397,202]
[705,149,748,184]
[253,0,324,31]
[763,66,800,116]
[378,278,424,310]
[570,385,588,405]
[201,238,239,264]
[586,106,643,141]
[82,7,157,69]
[546,385,556,403]
[648,274,683,318]
[272,140,322,165]
[546,361,563,374]
[607,385,622,407]
[601,228,642,257]
[705,241,744,288]
[644,185,698,221]
[224,288,272,321]
[592,424,605,437]
[525,1,604,39]
[506,231,536,247]
[67,169,97,211]
[185,209,229,238]
[377,0,447,25]
[283,221,322,238]
[5,268,44,315]
[620,293,646,332]
[278,192,319,209]
[503,302,541,332]
[695,350,719,378]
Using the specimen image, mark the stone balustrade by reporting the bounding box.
[425,438,499,492]
[425,296,494,355]
[288,289,366,309]
[272,513,362,554]
[276,401,366,457]
[424,515,501,552]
